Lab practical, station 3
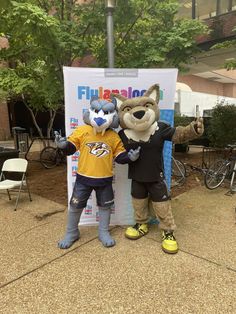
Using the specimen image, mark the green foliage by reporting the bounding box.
[0,0,87,98]
[174,113,192,126]
[0,0,88,136]
[207,104,236,148]
[0,0,208,136]
[0,2,65,112]
[90,0,208,69]
[224,58,236,71]
[211,26,236,70]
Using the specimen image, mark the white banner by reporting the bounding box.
[63,67,178,225]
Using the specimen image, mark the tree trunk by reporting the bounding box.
[47,109,57,139]
[25,105,43,137]
[22,95,59,147]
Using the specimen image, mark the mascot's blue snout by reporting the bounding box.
[94,117,106,126]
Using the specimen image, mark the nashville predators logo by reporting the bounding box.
[86,142,110,158]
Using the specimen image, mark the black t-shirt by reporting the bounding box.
[119,121,175,182]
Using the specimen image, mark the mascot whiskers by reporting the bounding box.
[112,84,204,254]
[55,97,140,249]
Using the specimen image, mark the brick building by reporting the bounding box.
[0,37,11,140]
[178,0,236,97]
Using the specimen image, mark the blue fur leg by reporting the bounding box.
[98,207,116,247]
[58,209,83,249]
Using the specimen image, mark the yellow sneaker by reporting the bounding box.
[125,223,149,240]
[162,231,178,254]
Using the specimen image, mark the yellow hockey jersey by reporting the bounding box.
[68,125,126,179]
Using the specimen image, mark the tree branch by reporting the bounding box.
[61,0,64,20]
[117,8,145,48]
[47,109,57,138]
[21,94,44,139]
[36,0,49,12]
[80,0,96,38]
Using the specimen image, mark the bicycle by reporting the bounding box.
[204,144,236,193]
[22,134,66,169]
[40,145,66,169]
[171,156,186,187]
[186,164,208,176]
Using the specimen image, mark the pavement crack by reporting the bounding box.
[0,227,120,290]
[148,236,236,273]
[16,222,52,239]
[35,209,65,220]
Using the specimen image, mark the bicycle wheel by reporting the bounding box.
[58,149,67,164]
[204,159,229,190]
[230,160,236,193]
[171,158,186,187]
[40,146,58,169]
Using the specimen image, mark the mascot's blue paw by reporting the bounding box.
[58,232,80,249]
[98,231,116,247]
[98,208,116,247]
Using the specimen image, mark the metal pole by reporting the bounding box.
[216,0,221,16]
[192,0,196,19]
[228,0,233,12]
[106,7,115,68]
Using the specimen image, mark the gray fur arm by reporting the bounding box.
[58,141,76,156]
[172,118,204,144]
[54,131,76,155]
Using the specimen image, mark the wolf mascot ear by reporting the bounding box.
[143,84,160,104]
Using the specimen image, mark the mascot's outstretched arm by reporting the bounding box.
[54,131,76,155]
[172,117,204,144]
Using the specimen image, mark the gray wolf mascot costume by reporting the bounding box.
[112,84,204,254]
[55,97,140,249]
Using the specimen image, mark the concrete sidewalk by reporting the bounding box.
[0,186,236,313]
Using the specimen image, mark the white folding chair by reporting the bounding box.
[0,158,32,210]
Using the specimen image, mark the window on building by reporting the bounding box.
[178,0,193,19]
[178,0,236,20]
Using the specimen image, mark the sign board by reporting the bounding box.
[63,67,178,225]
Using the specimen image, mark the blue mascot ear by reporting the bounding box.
[90,96,99,104]
[83,109,90,125]
[110,115,119,129]
[110,97,117,108]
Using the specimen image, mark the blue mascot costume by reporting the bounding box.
[55,97,140,249]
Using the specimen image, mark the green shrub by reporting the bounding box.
[174,114,193,127]
[207,104,236,148]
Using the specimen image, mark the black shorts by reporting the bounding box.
[131,179,170,202]
[70,179,114,209]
